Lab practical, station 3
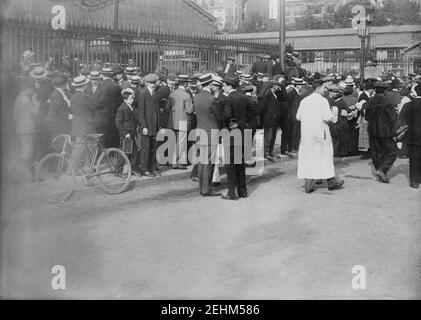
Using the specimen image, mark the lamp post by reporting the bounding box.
[279,0,286,71]
[357,8,373,86]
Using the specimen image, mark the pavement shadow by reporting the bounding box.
[388,163,409,181]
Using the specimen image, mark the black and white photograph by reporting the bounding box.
[0,0,421,303]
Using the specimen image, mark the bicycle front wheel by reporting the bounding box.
[96,148,131,194]
[35,153,75,203]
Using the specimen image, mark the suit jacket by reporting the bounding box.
[71,90,96,136]
[222,62,237,76]
[225,90,251,146]
[245,95,259,130]
[95,79,123,129]
[259,90,281,128]
[365,95,398,138]
[272,62,283,76]
[252,61,266,74]
[169,87,194,131]
[275,86,290,121]
[264,61,274,77]
[193,90,219,145]
[398,98,421,145]
[115,102,135,137]
[287,88,301,121]
[45,88,71,135]
[137,87,160,137]
[156,84,172,128]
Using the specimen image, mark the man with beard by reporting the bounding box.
[365,81,398,183]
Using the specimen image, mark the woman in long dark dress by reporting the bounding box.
[342,86,360,155]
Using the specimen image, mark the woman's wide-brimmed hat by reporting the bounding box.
[29,66,48,79]
[71,75,90,87]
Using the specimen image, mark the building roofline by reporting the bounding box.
[403,41,421,52]
[231,25,421,39]
[178,0,216,23]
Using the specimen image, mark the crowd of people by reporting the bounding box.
[9,49,421,201]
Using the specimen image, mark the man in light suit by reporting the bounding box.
[193,74,222,197]
[169,75,194,170]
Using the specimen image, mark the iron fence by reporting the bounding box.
[1,17,280,75]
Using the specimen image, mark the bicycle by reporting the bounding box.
[35,134,132,203]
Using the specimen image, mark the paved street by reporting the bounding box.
[1,154,420,299]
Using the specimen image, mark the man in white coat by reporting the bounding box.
[296,82,345,193]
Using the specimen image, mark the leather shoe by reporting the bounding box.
[328,180,344,191]
[238,192,248,198]
[192,177,199,182]
[410,182,419,189]
[201,192,222,197]
[375,170,389,183]
[152,169,162,177]
[221,194,239,201]
[211,182,221,187]
[265,155,275,162]
[245,162,256,168]
[140,171,155,177]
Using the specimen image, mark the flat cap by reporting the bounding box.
[144,73,159,83]
[223,75,239,88]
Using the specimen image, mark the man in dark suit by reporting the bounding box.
[221,57,237,76]
[137,73,161,177]
[222,75,251,200]
[365,82,398,183]
[259,79,281,161]
[272,56,283,76]
[96,67,123,148]
[286,77,305,153]
[252,55,266,75]
[193,74,222,197]
[263,55,273,77]
[274,75,290,156]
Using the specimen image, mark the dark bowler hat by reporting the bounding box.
[198,73,213,86]
[223,75,239,88]
[112,66,124,75]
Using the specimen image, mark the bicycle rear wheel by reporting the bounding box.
[95,148,131,194]
[35,153,75,203]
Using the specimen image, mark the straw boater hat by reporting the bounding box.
[198,73,213,86]
[100,67,114,76]
[240,73,252,81]
[241,83,254,92]
[23,50,35,61]
[88,71,101,80]
[71,75,90,87]
[177,74,190,83]
[125,67,137,75]
[130,75,141,84]
[29,66,48,79]
[291,77,305,85]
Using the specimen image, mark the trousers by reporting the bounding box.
[369,137,398,174]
